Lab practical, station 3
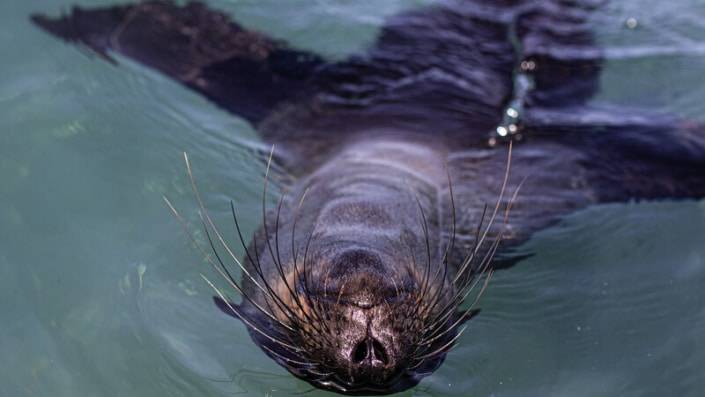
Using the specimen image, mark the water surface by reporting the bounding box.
[1,0,704,396]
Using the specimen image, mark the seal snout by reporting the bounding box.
[322,293,410,390]
[335,323,401,388]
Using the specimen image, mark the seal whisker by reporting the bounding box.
[503,173,529,224]
[248,219,279,319]
[442,167,458,273]
[419,208,496,333]
[229,200,275,299]
[412,325,468,365]
[417,144,517,349]
[301,228,315,312]
[182,153,277,305]
[258,148,316,329]
[201,273,302,352]
[194,209,240,290]
[454,142,513,284]
[260,150,298,311]
[301,225,333,335]
[289,197,304,276]
[390,274,401,300]
[438,230,501,318]
[323,265,333,301]
[259,343,316,367]
[404,236,438,329]
[415,169,458,321]
[163,196,294,333]
[404,240,428,321]
[273,191,315,328]
[419,269,494,347]
[308,370,335,378]
[421,211,504,338]
[229,201,262,278]
[424,166,509,339]
[421,163,525,347]
[165,196,251,302]
[199,213,299,332]
[230,200,314,334]
[457,268,494,322]
[287,188,328,336]
[410,194,433,316]
[290,187,310,281]
[457,202,489,277]
[273,193,288,284]
[336,281,348,306]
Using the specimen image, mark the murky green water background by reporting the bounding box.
[1,1,705,396]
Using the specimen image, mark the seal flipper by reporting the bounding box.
[213,296,242,321]
[517,0,603,109]
[31,1,324,126]
[311,1,518,135]
[561,123,705,202]
[30,0,600,137]
[306,0,603,138]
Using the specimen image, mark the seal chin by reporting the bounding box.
[295,276,421,393]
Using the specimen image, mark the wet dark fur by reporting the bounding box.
[32,0,705,394]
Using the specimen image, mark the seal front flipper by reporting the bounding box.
[312,0,518,135]
[517,0,603,109]
[31,1,324,126]
[521,103,705,201]
[572,123,705,202]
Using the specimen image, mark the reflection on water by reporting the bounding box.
[1,0,704,396]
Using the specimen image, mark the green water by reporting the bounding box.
[1,1,704,396]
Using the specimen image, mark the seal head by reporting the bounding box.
[218,239,473,395]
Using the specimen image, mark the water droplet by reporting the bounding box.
[496,126,508,136]
[520,60,536,71]
[506,108,519,118]
[625,17,638,29]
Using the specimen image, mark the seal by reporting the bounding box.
[32,0,705,394]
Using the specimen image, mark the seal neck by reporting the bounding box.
[286,138,449,296]
[301,138,445,247]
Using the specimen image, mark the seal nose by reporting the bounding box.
[351,336,390,367]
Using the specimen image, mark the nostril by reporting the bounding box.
[351,337,390,366]
[352,339,368,364]
[371,338,389,365]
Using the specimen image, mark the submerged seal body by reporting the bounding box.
[33,0,705,394]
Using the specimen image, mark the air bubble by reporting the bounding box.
[625,17,638,29]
